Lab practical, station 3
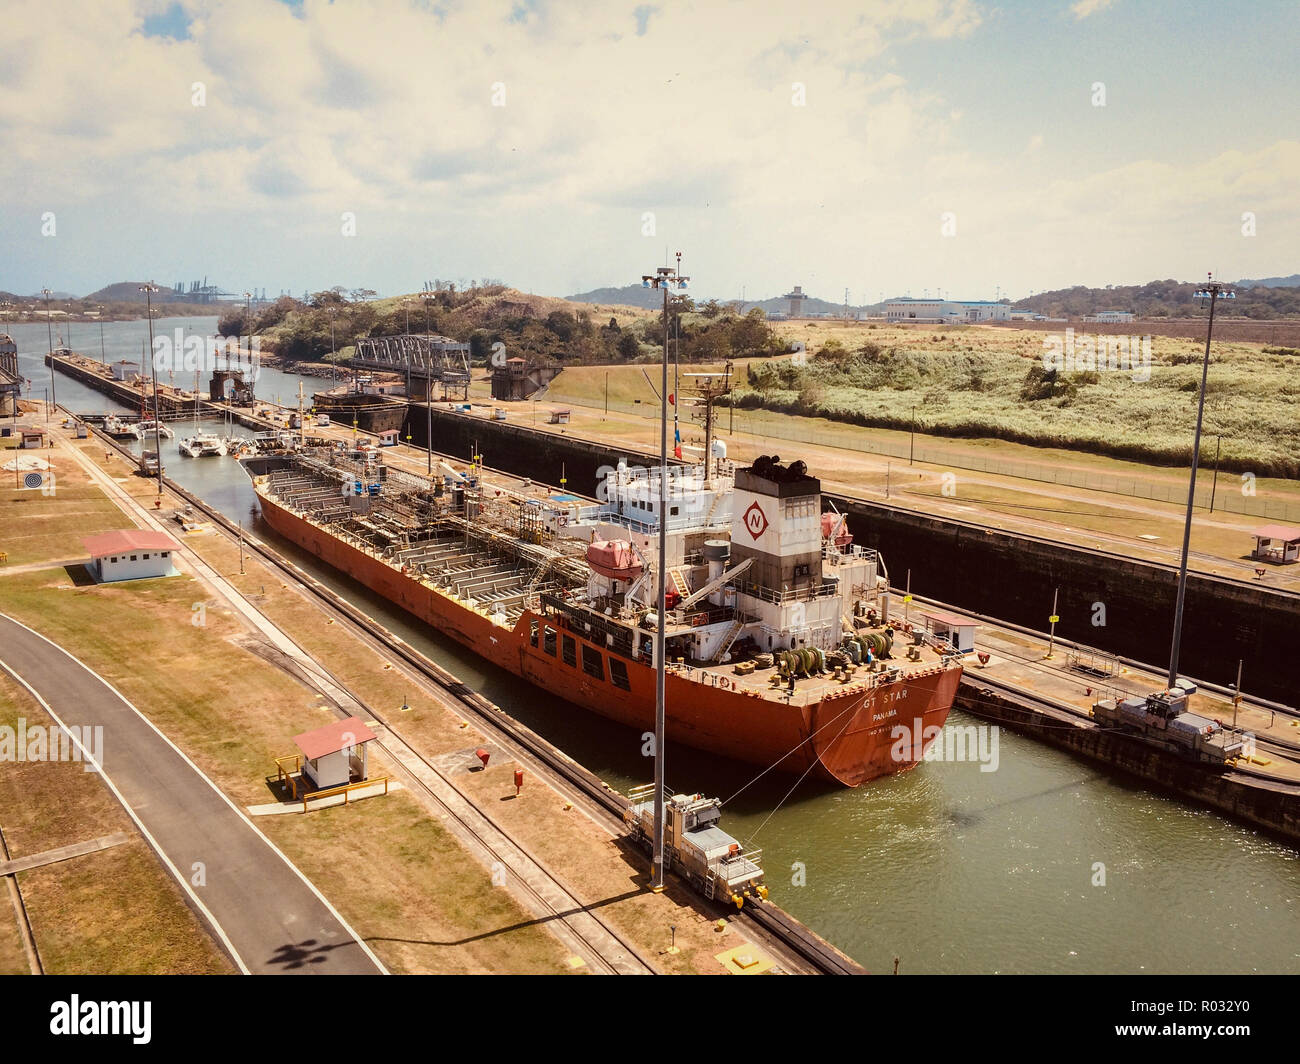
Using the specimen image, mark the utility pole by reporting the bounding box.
[1168,276,1234,690]
[640,256,688,894]
[140,284,163,498]
[1231,659,1243,729]
[328,307,337,385]
[909,405,916,465]
[1209,435,1221,513]
[42,288,57,411]
[98,307,106,362]
[1047,587,1060,659]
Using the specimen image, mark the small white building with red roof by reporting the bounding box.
[83,529,181,583]
[918,609,977,654]
[1252,524,1300,565]
[293,715,378,791]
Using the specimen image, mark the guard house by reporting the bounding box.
[377,429,400,447]
[83,530,180,583]
[293,715,378,791]
[1252,524,1300,565]
[918,609,977,654]
[110,360,141,382]
[19,429,46,449]
[548,408,571,425]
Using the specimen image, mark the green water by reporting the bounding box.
[30,325,1300,973]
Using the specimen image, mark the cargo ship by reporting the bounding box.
[242,444,963,785]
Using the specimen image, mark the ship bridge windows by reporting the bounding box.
[562,634,577,667]
[581,644,604,681]
[609,657,630,691]
[543,627,557,657]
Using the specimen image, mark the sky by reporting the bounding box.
[2,0,1297,303]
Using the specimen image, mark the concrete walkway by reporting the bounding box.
[0,614,385,975]
[0,832,129,877]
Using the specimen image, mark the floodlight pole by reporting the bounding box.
[141,284,163,497]
[42,288,57,411]
[1167,275,1233,690]
[642,258,688,892]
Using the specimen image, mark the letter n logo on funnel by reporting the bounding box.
[743,501,769,540]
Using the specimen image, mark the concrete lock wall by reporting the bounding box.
[408,403,1299,705]
[836,498,1298,706]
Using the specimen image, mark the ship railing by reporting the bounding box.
[627,782,656,803]
[735,579,838,605]
[715,848,764,887]
[669,604,735,628]
[822,543,878,565]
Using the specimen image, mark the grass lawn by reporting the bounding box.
[0,670,233,974]
[0,559,576,974]
[0,451,132,566]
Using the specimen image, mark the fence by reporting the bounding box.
[590,397,1300,524]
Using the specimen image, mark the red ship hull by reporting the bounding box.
[257,494,961,786]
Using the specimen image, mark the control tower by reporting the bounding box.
[783,286,807,318]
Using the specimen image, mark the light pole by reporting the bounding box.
[244,292,252,353]
[327,306,338,385]
[98,306,106,363]
[641,257,688,893]
[42,288,57,411]
[140,284,164,498]
[1167,275,1235,690]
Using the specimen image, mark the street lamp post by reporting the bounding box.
[140,284,164,498]
[1167,275,1235,690]
[244,293,252,353]
[42,288,57,411]
[98,306,106,363]
[641,258,688,893]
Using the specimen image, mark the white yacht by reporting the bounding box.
[179,433,227,458]
[103,415,142,440]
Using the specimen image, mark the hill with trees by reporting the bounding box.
[1018,278,1300,319]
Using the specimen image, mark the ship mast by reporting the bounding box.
[641,257,688,893]
[685,363,732,488]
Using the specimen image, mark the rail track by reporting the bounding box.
[81,417,863,975]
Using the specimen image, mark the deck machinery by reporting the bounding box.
[624,785,767,908]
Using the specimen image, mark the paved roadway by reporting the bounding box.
[0,613,386,975]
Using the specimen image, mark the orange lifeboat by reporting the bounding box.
[821,512,853,547]
[586,538,642,582]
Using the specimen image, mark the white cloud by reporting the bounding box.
[1070,0,1118,20]
[0,0,1294,301]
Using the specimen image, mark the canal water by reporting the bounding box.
[9,317,1298,974]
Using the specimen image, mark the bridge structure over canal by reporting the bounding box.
[351,335,472,402]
